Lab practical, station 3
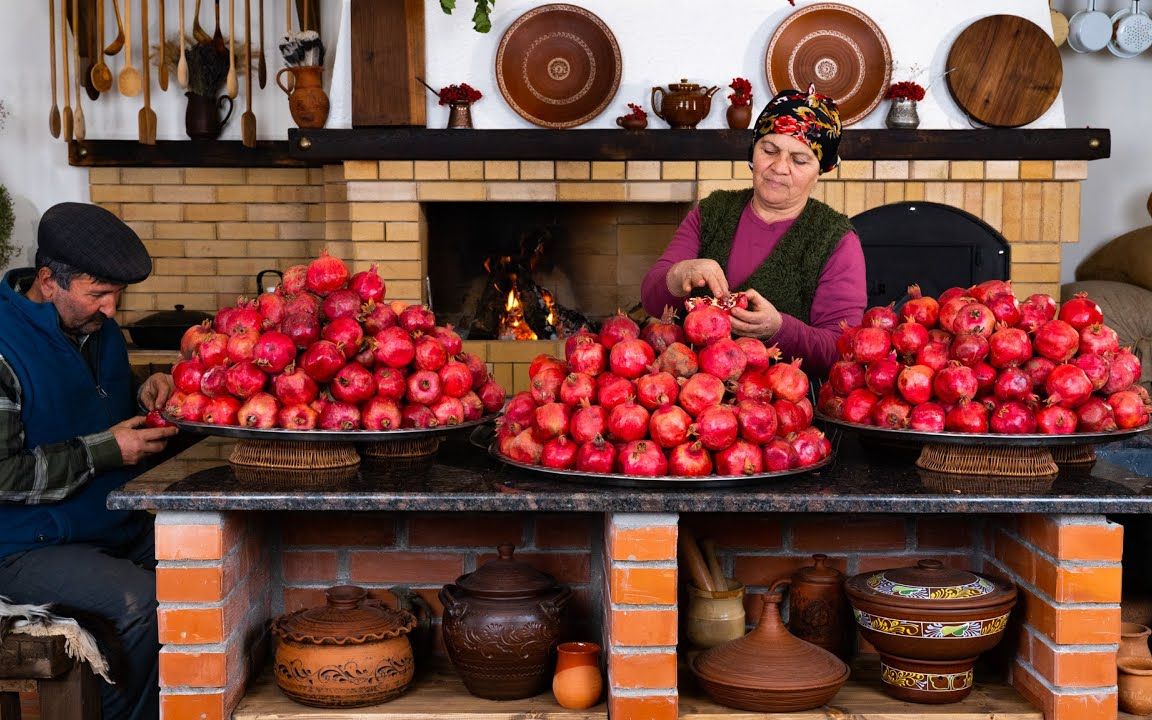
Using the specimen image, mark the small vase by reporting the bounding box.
[552,642,602,710]
[1121,623,1152,661]
[447,102,474,129]
[885,98,920,130]
[726,104,753,130]
[276,65,330,129]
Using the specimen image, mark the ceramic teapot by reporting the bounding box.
[651,79,720,129]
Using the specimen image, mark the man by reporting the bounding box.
[0,202,179,720]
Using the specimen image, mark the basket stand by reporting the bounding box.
[360,436,443,460]
[916,443,1059,478]
[229,440,360,469]
[1050,444,1097,467]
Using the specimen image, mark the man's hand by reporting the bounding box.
[111,416,180,466]
[666,259,730,299]
[729,289,783,339]
[138,372,175,411]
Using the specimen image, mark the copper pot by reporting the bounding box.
[440,544,572,700]
[270,585,417,708]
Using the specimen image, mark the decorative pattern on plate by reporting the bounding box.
[854,609,1011,639]
[881,663,973,692]
[866,572,996,599]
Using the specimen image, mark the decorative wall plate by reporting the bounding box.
[496,4,622,128]
[764,2,891,126]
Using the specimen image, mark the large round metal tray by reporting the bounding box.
[817,414,1151,447]
[167,413,499,442]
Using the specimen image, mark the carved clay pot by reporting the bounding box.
[1121,622,1152,661]
[276,65,330,129]
[786,554,851,660]
[552,641,603,709]
[440,544,573,700]
[270,585,417,708]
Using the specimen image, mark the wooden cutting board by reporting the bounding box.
[946,14,1062,128]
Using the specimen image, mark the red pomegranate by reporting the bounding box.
[715,440,764,475]
[362,397,403,430]
[951,304,997,337]
[172,359,206,395]
[361,301,397,335]
[1079,324,1120,357]
[933,363,978,405]
[202,396,242,426]
[864,358,901,396]
[762,438,798,471]
[656,342,699,378]
[993,366,1033,402]
[300,340,346,383]
[560,372,598,407]
[736,400,778,444]
[372,327,416,368]
[617,440,668,477]
[897,364,935,405]
[610,339,657,380]
[439,361,474,399]
[406,370,442,406]
[1036,403,1077,435]
[945,401,989,433]
[237,393,280,429]
[649,405,694,448]
[567,336,608,376]
[530,366,566,405]
[699,339,747,383]
[278,403,319,430]
[224,361,267,398]
[608,403,651,443]
[280,264,308,294]
[348,264,386,303]
[1033,320,1080,363]
[570,404,609,444]
[862,303,899,331]
[872,394,912,429]
[330,363,377,405]
[372,367,407,401]
[989,401,1037,434]
[305,250,350,296]
[679,373,726,417]
[281,313,321,350]
[576,437,616,473]
[636,371,680,410]
[908,402,946,432]
[598,311,641,350]
[398,305,436,334]
[830,360,866,395]
[736,337,773,370]
[596,374,635,409]
[1109,390,1150,429]
[694,405,739,451]
[987,327,1031,368]
[985,293,1021,327]
[273,366,320,406]
[1102,349,1143,394]
[1044,364,1093,409]
[1058,292,1104,331]
[766,358,809,403]
[900,285,939,328]
[891,322,930,357]
[668,441,713,476]
[842,388,879,424]
[1071,353,1111,391]
[640,307,685,353]
[1075,397,1116,433]
[851,327,891,364]
[683,305,731,347]
[541,436,579,470]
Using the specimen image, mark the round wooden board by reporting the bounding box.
[946,14,1062,128]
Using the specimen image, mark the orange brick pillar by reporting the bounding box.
[986,514,1122,720]
[604,513,679,720]
[154,512,271,720]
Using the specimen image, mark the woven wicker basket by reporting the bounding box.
[916,443,1059,478]
[360,436,443,459]
[229,440,360,469]
[1050,444,1097,466]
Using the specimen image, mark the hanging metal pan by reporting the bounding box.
[1108,0,1152,58]
[1067,0,1113,52]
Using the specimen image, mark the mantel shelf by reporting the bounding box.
[68,140,319,168]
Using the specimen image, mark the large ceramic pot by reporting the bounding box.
[270,585,417,708]
[845,559,1017,704]
[440,544,573,700]
[785,554,851,660]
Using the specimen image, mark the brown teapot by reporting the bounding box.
[651,79,720,129]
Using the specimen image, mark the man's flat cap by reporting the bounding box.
[38,202,151,284]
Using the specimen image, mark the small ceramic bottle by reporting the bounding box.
[552,642,603,709]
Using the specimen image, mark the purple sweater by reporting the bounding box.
[641,203,867,376]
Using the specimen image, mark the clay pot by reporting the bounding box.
[1119,657,1152,715]
[616,115,648,130]
[276,65,330,129]
[726,104,753,130]
[784,554,851,660]
[880,653,977,704]
[651,78,720,129]
[1121,622,1152,661]
[270,585,417,708]
[440,544,573,700]
[685,579,746,649]
[185,92,233,140]
[692,591,849,712]
[552,642,603,709]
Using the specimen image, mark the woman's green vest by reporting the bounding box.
[693,189,852,324]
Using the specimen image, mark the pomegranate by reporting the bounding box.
[695,405,739,451]
[596,374,635,409]
[791,428,831,467]
[608,403,651,443]
[928,329,954,346]
[610,339,657,379]
[987,327,1032,368]
[736,337,773,370]
[431,326,463,356]
[575,436,617,473]
[144,409,173,428]
[225,329,259,363]
[640,307,685,353]
[373,327,416,369]
[460,392,485,421]
[900,285,939,328]
[409,335,446,372]
[225,303,263,336]
[348,264,386,303]
[973,362,998,396]
[939,296,977,334]
[406,370,443,406]
[478,381,506,414]
[795,397,814,426]
[458,352,490,390]
[908,402,947,432]
[734,367,773,404]
[830,360,866,395]
[836,322,859,358]
[281,312,321,350]
[766,358,809,403]
[1075,397,1116,433]
[683,305,731,347]
[503,392,538,427]
[851,326,891,364]
[180,321,214,359]
[945,401,989,433]
[684,293,749,313]
[1058,292,1104,331]
[398,305,436,334]
[502,428,544,464]
[989,401,1037,434]
[617,440,668,477]
[636,371,680,410]
[401,403,438,429]
[278,403,319,430]
[862,303,899,332]
[281,264,308,294]
[952,304,997,337]
[648,405,693,448]
[533,403,572,441]
[817,385,846,419]
[933,363,978,405]
[891,322,930,357]
[236,392,279,429]
[571,403,609,444]
[969,279,1013,304]
[1077,324,1119,357]
[172,359,206,395]
[284,292,321,319]
[373,367,407,401]
[656,342,699,378]
[1071,353,1111,391]
[1102,348,1143,394]
[1022,356,1057,388]
[330,363,377,405]
[1036,403,1077,435]
[993,366,1033,402]
[598,311,641,350]
[199,365,228,397]
[567,336,608,376]
[872,395,912,429]
[668,441,713,476]
[273,366,320,406]
[541,436,579,470]
[1018,294,1056,333]
[361,301,397,335]
[715,440,764,475]
[842,388,879,424]
[305,250,350,296]
[896,365,935,405]
[299,340,345,383]
[1109,390,1150,429]
[737,400,778,444]
[985,292,1022,327]
[224,361,267,398]
[439,361,473,399]
[320,289,361,322]
[679,373,726,417]
[362,397,403,430]
[431,396,466,426]
[864,358,901,396]
[202,396,242,426]
[1044,364,1093,408]
[564,329,597,359]
[560,372,597,407]
[531,366,566,405]
[762,438,798,471]
[699,338,747,383]
[195,332,229,367]
[1033,320,1080,363]
[252,331,297,374]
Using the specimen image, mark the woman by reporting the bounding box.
[641,85,866,376]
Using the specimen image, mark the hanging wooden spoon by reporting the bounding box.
[118,0,141,96]
[241,0,255,147]
[49,0,62,137]
[211,0,226,56]
[225,0,237,98]
[61,0,74,141]
[72,0,86,140]
[157,0,167,90]
[139,0,157,143]
[192,0,210,45]
[256,0,265,87]
[90,0,113,92]
[104,0,125,55]
[177,0,188,87]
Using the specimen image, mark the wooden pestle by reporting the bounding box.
[679,531,717,592]
[700,538,727,590]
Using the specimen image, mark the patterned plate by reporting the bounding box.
[496,3,622,128]
[765,2,891,126]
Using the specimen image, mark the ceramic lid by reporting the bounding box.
[131,304,213,327]
[793,554,844,586]
[456,544,558,599]
[846,559,1016,610]
[669,79,702,92]
[271,585,417,646]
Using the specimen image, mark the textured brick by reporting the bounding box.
[1030,639,1116,688]
[156,566,224,603]
[1017,516,1123,562]
[161,692,224,720]
[282,551,339,583]
[408,515,526,547]
[609,609,676,646]
[792,516,906,551]
[156,524,223,560]
[608,694,677,720]
[159,651,227,687]
[682,514,783,550]
[535,515,594,548]
[281,512,397,546]
[158,608,223,644]
[609,651,677,689]
[1020,586,1120,645]
[610,525,677,561]
[349,551,465,583]
[611,566,677,605]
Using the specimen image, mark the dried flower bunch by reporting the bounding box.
[624,103,647,120]
[728,77,753,107]
[185,43,231,97]
[438,83,483,105]
[885,81,925,102]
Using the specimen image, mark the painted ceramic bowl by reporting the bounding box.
[880,653,980,704]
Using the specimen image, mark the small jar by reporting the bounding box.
[685,579,746,648]
[552,641,603,709]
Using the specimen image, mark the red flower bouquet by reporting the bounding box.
[728,77,753,107]
[437,83,484,106]
[624,103,647,121]
[885,81,925,102]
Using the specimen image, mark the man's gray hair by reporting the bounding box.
[34,252,115,289]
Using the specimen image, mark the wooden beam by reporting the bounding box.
[68,140,317,167]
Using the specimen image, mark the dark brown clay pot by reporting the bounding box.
[440,544,573,700]
[845,559,1017,663]
[276,65,330,129]
[726,104,753,129]
[692,591,849,712]
[270,585,417,708]
[185,92,233,140]
[785,554,851,660]
[880,653,978,704]
[616,115,648,130]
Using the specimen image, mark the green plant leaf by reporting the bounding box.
[472,0,492,32]
[441,0,456,13]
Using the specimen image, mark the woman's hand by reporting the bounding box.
[666,259,729,298]
[729,289,783,339]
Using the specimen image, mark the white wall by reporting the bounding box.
[0,0,1143,283]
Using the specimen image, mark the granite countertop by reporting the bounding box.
[107,428,1152,514]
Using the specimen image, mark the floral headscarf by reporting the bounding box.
[751,84,842,174]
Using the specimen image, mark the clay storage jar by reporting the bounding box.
[440,544,573,699]
[270,585,417,708]
[845,559,1017,704]
[786,553,851,660]
[692,591,850,711]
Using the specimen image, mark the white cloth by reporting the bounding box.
[0,595,113,683]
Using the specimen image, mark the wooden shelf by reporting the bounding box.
[68,140,319,168]
[287,128,1110,163]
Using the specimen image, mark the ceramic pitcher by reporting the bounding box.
[277,65,330,129]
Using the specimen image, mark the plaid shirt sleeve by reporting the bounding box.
[0,353,123,504]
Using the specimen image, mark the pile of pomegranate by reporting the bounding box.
[495,298,832,477]
[163,250,507,430]
[818,281,1151,435]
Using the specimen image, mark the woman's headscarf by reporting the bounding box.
[750,84,842,174]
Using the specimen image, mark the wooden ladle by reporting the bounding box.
[117,0,141,96]
[48,0,61,137]
[177,0,188,87]
[241,0,255,147]
[90,0,113,92]
[61,0,73,141]
[72,0,86,140]
[139,0,157,143]
[104,0,125,55]
[192,0,211,45]
[157,0,167,90]
[226,0,237,98]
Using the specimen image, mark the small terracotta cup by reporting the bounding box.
[552,641,603,709]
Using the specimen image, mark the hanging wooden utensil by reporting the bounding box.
[226,0,237,98]
[241,0,256,146]
[104,0,125,54]
[49,0,62,137]
[212,0,225,55]
[118,0,141,95]
[192,0,210,45]
[61,0,74,141]
[75,0,99,100]
[91,0,113,91]
[177,0,189,87]
[139,0,157,143]
[158,0,168,90]
[1051,1,1070,47]
[285,0,291,33]
[72,0,86,140]
[256,0,266,87]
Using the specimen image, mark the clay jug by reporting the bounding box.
[277,65,330,129]
[552,641,603,709]
[651,79,720,129]
[1119,658,1152,715]
[685,579,746,649]
[185,92,233,140]
[784,554,851,660]
[1121,622,1152,661]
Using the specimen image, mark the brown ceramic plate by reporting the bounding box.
[765,2,891,126]
[496,3,622,128]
